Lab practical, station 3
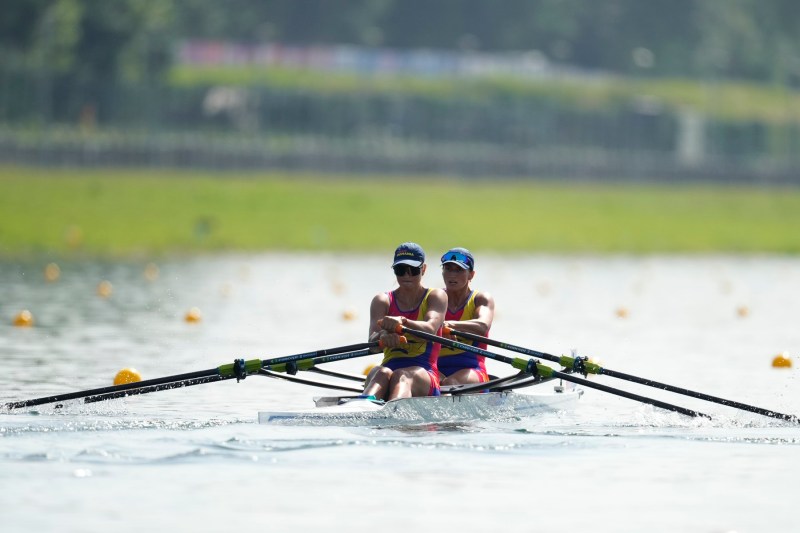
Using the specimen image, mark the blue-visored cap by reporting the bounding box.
[392,242,426,267]
[440,247,475,270]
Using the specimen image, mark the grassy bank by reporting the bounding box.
[1,165,799,258]
[169,65,800,124]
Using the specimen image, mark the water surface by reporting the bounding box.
[1,254,799,532]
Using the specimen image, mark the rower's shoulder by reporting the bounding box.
[426,287,448,306]
[370,291,391,310]
[473,289,495,307]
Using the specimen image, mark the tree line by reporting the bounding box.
[2,0,799,86]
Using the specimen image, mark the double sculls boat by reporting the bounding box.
[258,375,584,426]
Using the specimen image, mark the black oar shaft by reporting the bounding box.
[551,370,710,419]
[85,375,228,403]
[5,367,220,409]
[6,341,380,410]
[263,342,378,365]
[446,328,798,423]
[601,368,797,422]
[400,326,710,419]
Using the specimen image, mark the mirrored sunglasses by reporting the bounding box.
[440,251,473,269]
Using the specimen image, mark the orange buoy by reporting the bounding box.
[615,307,629,319]
[342,308,356,321]
[363,364,376,376]
[185,307,202,323]
[97,280,113,298]
[736,305,750,318]
[13,310,34,327]
[772,352,792,368]
[44,263,61,282]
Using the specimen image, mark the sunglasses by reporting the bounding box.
[440,251,473,270]
[393,264,422,277]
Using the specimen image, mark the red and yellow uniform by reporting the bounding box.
[439,290,489,382]
[382,289,441,395]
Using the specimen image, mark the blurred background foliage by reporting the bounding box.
[1,0,799,182]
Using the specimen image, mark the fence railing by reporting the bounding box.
[1,69,798,184]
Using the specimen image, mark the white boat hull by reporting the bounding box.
[258,385,583,426]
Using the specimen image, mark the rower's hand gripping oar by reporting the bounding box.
[397,325,712,419]
[443,327,799,423]
[5,340,383,409]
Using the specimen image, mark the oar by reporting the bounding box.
[84,348,377,403]
[5,341,379,409]
[396,326,710,419]
[443,327,798,423]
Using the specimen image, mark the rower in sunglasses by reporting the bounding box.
[438,247,495,386]
[364,242,447,401]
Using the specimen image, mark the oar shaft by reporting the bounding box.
[400,325,711,419]
[446,328,798,423]
[85,375,228,403]
[6,341,381,410]
[4,367,220,409]
[551,370,710,419]
[265,348,373,373]
[397,326,528,370]
[601,368,797,422]
[262,342,378,366]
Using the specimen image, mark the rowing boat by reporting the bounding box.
[258,381,584,426]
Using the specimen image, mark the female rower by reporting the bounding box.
[438,247,495,386]
[363,242,447,401]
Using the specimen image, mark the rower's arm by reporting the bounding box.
[402,287,447,334]
[368,293,391,352]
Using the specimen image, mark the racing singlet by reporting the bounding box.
[382,289,441,376]
[438,290,489,380]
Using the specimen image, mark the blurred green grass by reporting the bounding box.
[1,165,799,257]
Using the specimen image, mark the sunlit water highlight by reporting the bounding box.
[1,254,799,532]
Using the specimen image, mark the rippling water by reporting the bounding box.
[1,254,799,532]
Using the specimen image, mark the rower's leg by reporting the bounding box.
[388,367,432,399]
[363,366,392,400]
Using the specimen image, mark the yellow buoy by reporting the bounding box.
[13,310,34,327]
[342,308,356,321]
[615,307,629,319]
[44,263,61,282]
[362,364,376,376]
[185,307,202,323]
[736,305,750,318]
[144,263,159,282]
[114,368,143,385]
[772,352,792,368]
[97,280,113,298]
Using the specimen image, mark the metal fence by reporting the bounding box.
[1,68,798,184]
